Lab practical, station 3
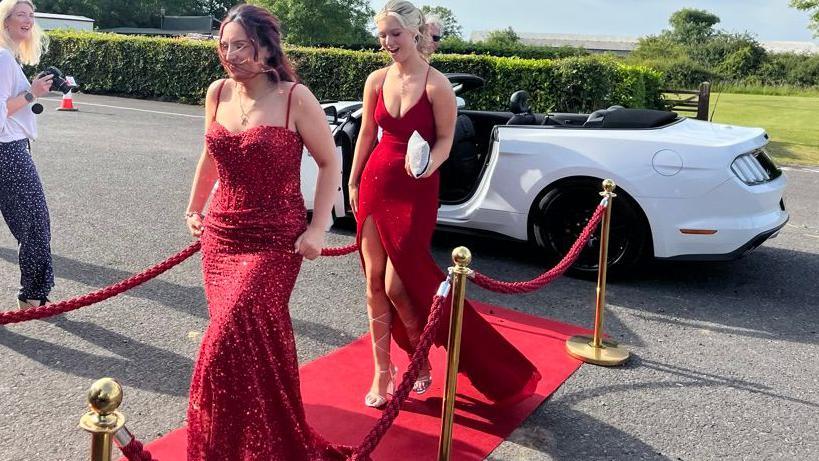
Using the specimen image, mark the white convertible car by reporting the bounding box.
[301,74,788,273]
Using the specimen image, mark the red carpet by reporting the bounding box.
[124,302,589,460]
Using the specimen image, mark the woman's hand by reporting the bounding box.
[348,183,359,216]
[294,225,325,260]
[417,158,437,178]
[30,74,53,98]
[186,213,205,238]
[405,157,436,179]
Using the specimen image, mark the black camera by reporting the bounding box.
[36,66,77,94]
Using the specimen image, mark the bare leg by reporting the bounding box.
[360,217,396,407]
[386,258,432,394]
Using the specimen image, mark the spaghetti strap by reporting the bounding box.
[213,79,227,122]
[284,83,300,129]
[380,67,389,94]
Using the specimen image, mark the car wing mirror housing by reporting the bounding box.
[324,105,338,124]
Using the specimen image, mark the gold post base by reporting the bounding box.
[566,335,629,366]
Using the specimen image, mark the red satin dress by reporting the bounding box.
[187,81,354,461]
[356,68,542,404]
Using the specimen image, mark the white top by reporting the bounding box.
[0,48,37,142]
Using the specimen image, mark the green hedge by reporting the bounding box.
[36,31,663,112]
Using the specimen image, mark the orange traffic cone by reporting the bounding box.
[57,90,78,111]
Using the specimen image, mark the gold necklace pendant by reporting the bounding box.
[238,91,251,126]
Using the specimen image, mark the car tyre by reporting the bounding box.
[531,179,651,278]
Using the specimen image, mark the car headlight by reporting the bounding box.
[731,148,782,185]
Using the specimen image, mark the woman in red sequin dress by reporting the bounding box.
[183,5,353,460]
[349,0,541,409]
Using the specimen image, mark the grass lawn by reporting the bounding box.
[707,93,819,166]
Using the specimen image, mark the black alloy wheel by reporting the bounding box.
[531,179,650,277]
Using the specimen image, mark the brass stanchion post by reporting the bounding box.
[78,378,126,461]
[566,179,630,366]
[437,246,471,461]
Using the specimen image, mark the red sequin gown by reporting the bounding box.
[187,81,354,461]
[356,69,542,404]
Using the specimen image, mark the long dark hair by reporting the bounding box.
[218,4,298,83]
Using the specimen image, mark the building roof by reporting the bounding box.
[101,15,218,37]
[470,31,819,55]
[35,12,94,23]
[103,27,217,36]
[761,40,819,55]
[163,16,215,32]
[470,31,638,51]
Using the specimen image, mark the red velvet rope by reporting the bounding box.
[320,242,359,256]
[351,293,447,460]
[470,204,606,294]
[119,438,156,461]
[0,242,201,325]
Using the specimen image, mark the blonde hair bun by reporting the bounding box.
[375,0,433,58]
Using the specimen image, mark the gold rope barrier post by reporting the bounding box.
[566,179,630,366]
[437,246,471,461]
[78,378,126,461]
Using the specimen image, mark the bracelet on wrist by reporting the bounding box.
[185,211,204,220]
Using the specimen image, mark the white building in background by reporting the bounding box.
[470,31,819,55]
[470,31,637,55]
[35,12,95,31]
[761,41,819,54]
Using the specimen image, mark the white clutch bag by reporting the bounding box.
[406,130,431,178]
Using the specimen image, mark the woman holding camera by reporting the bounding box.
[0,0,55,308]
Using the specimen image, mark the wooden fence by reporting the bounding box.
[660,82,711,121]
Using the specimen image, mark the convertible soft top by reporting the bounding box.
[602,108,679,128]
[584,108,680,129]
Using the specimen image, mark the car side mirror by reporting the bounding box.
[324,105,338,124]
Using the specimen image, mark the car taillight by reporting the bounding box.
[731,149,782,185]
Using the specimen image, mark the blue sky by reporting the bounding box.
[369,0,818,42]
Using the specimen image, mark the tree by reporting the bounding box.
[419,5,462,39]
[248,0,374,45]
[192,1,242,19]
[667,8,720,45]
[483,27,520,47]
[35,1,240,29]
[630,35,688,62]
[791,0,819,37]
[36,1,159,28]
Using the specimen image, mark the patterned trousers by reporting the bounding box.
[0,139,53,301]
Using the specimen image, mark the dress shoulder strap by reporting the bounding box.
[377,66,390,96]
[212,79,227,122]
[285,82,300,129]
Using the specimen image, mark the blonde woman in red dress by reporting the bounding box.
[349,0,542,409]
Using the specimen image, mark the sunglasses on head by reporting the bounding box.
[431,35,441,42]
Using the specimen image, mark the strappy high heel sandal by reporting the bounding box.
[365,311,396,408]
[405,324,433,395]
[364,363,397,408]
[413,368,432,395]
